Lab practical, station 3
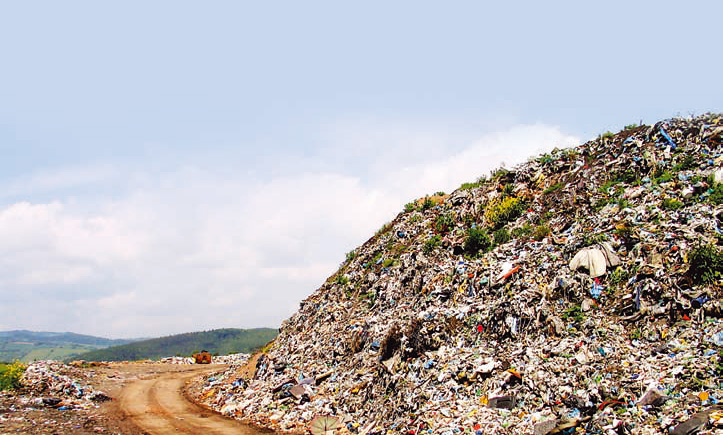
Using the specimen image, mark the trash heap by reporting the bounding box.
[200,115,723,434]
[19,360,110,410]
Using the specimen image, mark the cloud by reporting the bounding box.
[0,123,579,338]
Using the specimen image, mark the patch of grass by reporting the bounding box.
[435,212,456,234]
[434,191,446,196]
[615,168,640,184]
[543,183,564,194]
[600,131,615,140]
[661,198,684,210]
[532,224,551,240]
[708,182,723,205]
[490,167,509,180]
[654,170,674,184]
[375,222,393,237]
[608,266,630,291]
[511,224,533,240]
[420,196,435,211]
[561,305,584,323]
[688,244,723,285]
[346,251,357,262]
[624,124,639,131]
[464,227,492,257]
[423,235,441,254]
[404,202,417,213]
[582,233,608,246]
[0,362,25,391]
[672,154,696,172]
[493,228,511,245]
[336,274,349,286]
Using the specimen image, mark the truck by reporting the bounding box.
[192,350,212,364]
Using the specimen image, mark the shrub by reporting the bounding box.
[484,196,524,229]
[708,183,723,205]
[493,228,511,245]
[532,224,551,240]
[404,202,417,212]
[420,197,435,211]
[435,213,456,234]
[423,235,441,254]
[511,224,533,239]
[688,244,723,285]
[345,251,357,262]
[464,227,492,257]
[0,362,25,391]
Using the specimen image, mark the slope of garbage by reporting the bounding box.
[200,115,723,435]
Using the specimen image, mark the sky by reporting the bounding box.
[0,1,721,338]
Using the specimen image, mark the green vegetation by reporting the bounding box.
[459,176,487,190]
[345,250,357,262]
[336,274,349,285]
[661,198,684,210]
[423,235,441,254]
[493,228,511,245]
[654,170,673,184]
[672,154,695,172]
[543,182,563,194]
[600,131,615,140]
[561,305,584,322]
[624,123,639,131]
[532,224,551,240]
[0,330,134,363]
[687,244,723,285]
[484,196,524,229]
[435,212,456,234]
[511,224,533,239]
[71,328,278,362]
[708,182,723,205]
[582,233,608,246]
[463,227,492,257]
[0,362,25,391]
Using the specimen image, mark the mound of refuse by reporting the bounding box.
[200,115,723,435]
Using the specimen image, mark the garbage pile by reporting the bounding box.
[160,356,195,364]
[213,353,250,365]
[19,360,110,410]
[200,115,723,434]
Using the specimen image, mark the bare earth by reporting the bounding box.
[0,363,270,435]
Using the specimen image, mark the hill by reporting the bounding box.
[73,328,277,361]
[199,115,723,434]
[0,330,134,363]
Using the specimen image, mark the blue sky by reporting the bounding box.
[1,1,721,338]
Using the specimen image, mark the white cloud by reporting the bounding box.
[0,123,579,338]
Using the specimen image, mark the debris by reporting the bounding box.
[196,114,723,434]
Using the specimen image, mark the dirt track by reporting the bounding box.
[116,364,268,435]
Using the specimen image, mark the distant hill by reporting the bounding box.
[72,328,278,362]
[0,330,135,363]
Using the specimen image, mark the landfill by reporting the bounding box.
[199,115,723,434]
[19,360,111,410]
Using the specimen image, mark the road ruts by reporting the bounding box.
[118,364,266,435]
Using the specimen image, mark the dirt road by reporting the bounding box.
[117,364,269,435]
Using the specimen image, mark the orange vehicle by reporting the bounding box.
[192,350,212,364]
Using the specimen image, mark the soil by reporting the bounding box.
[0,363,272,435]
